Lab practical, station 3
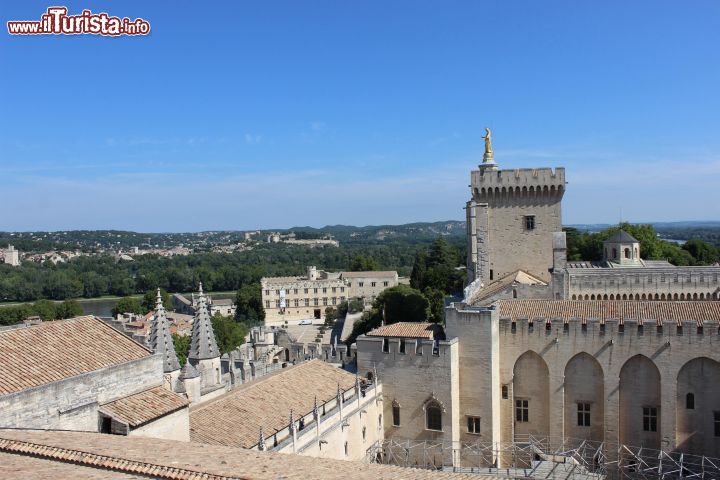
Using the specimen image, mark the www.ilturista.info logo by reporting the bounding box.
[7,7,150,36]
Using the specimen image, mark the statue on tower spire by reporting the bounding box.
[480,127,497,170]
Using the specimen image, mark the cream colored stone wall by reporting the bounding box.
[262,277,348,325]
[467,168,565,284]
[344,273,399,302]
[566,267,720,301]
[129,408,190,442]
[356,336,459,450]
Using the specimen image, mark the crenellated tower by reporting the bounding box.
[466,129,566,285]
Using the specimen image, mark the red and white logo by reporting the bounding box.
[7,7,151,36]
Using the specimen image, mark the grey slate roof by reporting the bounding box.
[179,361,199,380]
[188,285,220,361]
[148,290,181,373]
[604,230,639,243]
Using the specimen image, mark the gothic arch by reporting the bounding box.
[676,357,720,457]
[564,353,604,442]
[513,351,550,439]
[619,355,661,449]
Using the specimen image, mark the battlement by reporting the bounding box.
[471,167,565,188]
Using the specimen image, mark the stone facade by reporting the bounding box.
[357,301,720,468]
[261,266,399,325]
[466,167,565,284]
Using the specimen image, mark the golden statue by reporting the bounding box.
[483,127,493,154]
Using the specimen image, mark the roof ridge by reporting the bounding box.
[0,436,244,480]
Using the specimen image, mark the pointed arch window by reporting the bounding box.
[423,395,445,431]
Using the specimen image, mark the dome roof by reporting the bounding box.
[604,230,639,244]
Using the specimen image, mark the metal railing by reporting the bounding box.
[365,436,720,480]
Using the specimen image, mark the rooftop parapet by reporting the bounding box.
[471,167,565,190]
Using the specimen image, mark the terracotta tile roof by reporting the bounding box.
[0,429,484,479]
[190,360,357,448]
[99,387,189,427]
[0,316,151,396]
[470,270,546,304]
[495,300,720,325]
[341,271,398,278]
[367,322,440,339]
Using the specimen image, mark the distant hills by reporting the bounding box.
[2,220,719,252]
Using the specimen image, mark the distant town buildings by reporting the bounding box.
[267,231,339,247]
[261,266,400,324]
[0,244,21,266]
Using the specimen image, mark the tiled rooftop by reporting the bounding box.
[341,270,397,278]
[470,270,546,304]
[0,429,485,480]
[366,322,440,339]
[495,300,720,325]
[0,316,151,396]
[190,360,357,448]
[99,386,189,427]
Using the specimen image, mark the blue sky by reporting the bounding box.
[1,1,719,232]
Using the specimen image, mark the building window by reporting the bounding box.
[577,403,591,427]
[265,289,270,296]
[524,215,536,230]
[392,402,400,426]
[362,426,366,442]
[467,416,481,434]
[624,248,631,259]
[275,300,280,308]
[502,385,508,399]
[643,407,658,432]
[371,282,376,287]
[344,441,348,457]
[332,287,336,293]
[294,299,299,307]
[686,393,695,410]
[426,402,442,431]
[399,339,406,354]
[314,288,318,294]
[490,269,494,280]
[276,289,280,295]
[341,287,345,293]
[415,340,422,355]
[322,287,327,293]
[359,282,364,287]
[323,298,328,306]
[382,338,389,353]
[294,289,298,294]
[516,399,529,423]
[332,297,337,305]
[313,298,318,306]
[304,288,308,294]
[383,281,389,287]
[265,300,270,308]
[379,414,383,430]
[715,412,720,437]
[304,299,309,306]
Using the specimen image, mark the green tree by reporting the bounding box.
[234,283,265,325]
[172,333,190,367]
[346,284,429,345]
[423,287,446,324]
[56,299,83,318]
[350,255,380,272]
[211,313,249,354]
[32,299,57,320]
[141,288,173,313]
[111,296,143,317]
[324,307,337,325]
[683,239,719,265]
[410,251,427,290]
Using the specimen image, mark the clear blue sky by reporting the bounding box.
[2,1,719,232]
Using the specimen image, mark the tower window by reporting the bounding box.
[392,403,400,427]
[686,393,695,410]
[467,416,481,434]
[524,215,536,230]
[516,399,529,422]
[426,402,442,431]
[577,403,591,427]
[624,248,631,259]
[643,407,658,432]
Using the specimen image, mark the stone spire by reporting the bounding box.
[188,283,220,362]
[148,288,180,373]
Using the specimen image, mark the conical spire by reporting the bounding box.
[148,288,180,373]
[188,283,220,362]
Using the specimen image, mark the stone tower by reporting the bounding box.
[466,130,566,284]
[148,289,181,389]
[187,283,222,391]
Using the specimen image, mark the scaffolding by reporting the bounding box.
[365,436,720,480]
